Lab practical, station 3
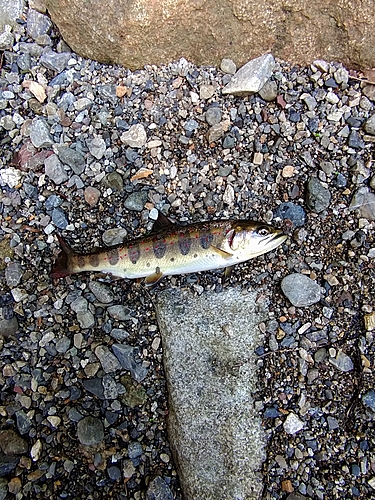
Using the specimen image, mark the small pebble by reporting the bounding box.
[77,416,104,446]
[283,412,304,434]
[84,186,101,207]
[281,274,321,307]
[306,177,331,213]
[220,58,236,74]
[329,350,354,372]
[120,124,147,148]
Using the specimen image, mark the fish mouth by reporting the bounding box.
[263,231,287,249]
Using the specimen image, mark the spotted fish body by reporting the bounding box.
[52,216,287,285]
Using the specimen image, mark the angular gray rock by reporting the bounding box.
[5,262,22,287]
[55,145,85,174]
[306,177,331,213]
[40,48,71,73]
[364,114,375,135]
[362,390,375,411]
[107,305,134,321]
[258,80,278,101]
[102,228,127,246]
[222,53,275,96]
[88,281,114,304]
[27,9,52,39]
[205,107,222,126]
[283,412,304,434]
[281,273,321,307]
[95,345,121,373]
[44,154,68,185]
[30,119,54,148]
[146,476,174,500]
[350,187,375,221]
[0,316,19,337]
[88,136,106,159]
[155,288,267,500]
[76,311,95,329]
[52,207,69,229]
[112,344,148,382]
[124,191,148,212]
[329,350,354,372]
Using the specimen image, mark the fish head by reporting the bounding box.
[226,221,287,258]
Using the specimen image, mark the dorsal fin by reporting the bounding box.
[152,211,176,233]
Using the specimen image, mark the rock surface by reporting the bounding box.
[156,288,267,500]
[0,0,24,31]
[45,0,375,69]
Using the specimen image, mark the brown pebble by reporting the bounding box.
[116,85,128,98]
[277,95,287,108]
[84,187,101,207]
[282,165,295,178]
[364,312,375,331]
[281,479,294,492]
[8,477,22,495]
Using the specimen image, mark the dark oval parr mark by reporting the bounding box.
[128,245,140,264]
[107,248,119,266]
[200,233,213,249]
[178,234,191,255]
[89,253,100,267]
[153,238,167,259]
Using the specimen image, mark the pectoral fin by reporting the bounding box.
[210,245,233,259]
[144,272,164,286]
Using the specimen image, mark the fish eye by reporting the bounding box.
[257,226,270,237]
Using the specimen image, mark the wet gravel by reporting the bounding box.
[0,3,375,500]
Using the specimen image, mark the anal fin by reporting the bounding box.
[210,245,233,259]
[223,265,235,281]
[144,272,164,286]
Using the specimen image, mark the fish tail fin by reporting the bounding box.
[51,235,74,278]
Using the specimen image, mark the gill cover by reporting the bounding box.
[227,224,272,251]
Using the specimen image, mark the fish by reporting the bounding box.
[51,213,287,285]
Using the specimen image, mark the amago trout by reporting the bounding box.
[51,213,287,285]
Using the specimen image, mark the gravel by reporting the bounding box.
[0,4,374,499]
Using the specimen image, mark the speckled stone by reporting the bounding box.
[281,274,321,307]
[364,114,375,135]
[124,191,148,211]
[156,288,267,500]
[306,177,331,213]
